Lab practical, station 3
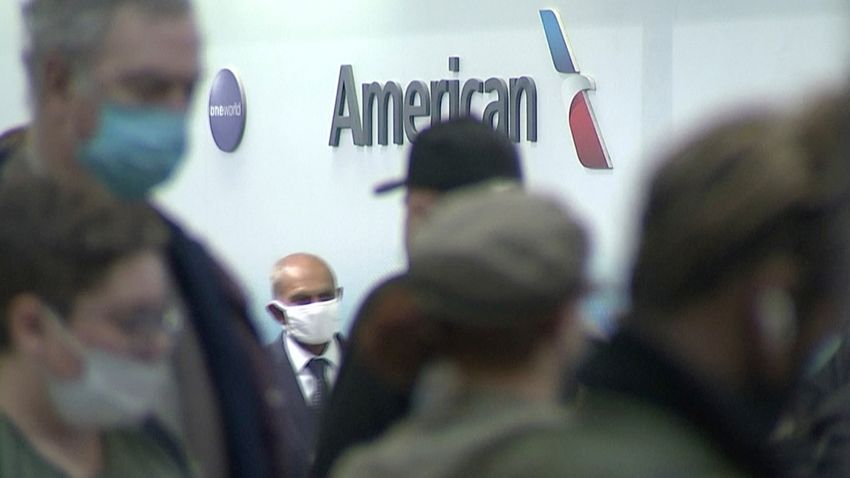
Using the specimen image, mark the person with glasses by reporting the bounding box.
[265,253,345,478]
[0,175,191,477]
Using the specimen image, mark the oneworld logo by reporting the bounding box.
[328,9,610,170]
[540,9,612,169]
[209,102,242,117]
[208,68,246,153]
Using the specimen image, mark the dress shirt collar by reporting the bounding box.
[283,332,341,372]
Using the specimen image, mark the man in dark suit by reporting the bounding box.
[265,253,345,477]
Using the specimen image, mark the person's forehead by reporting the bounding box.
[278,260,334,292]
[95,4,200,82]
[73,252,170,313]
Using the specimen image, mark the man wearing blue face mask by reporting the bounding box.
[5,1,295,477]
[265,253,345,478]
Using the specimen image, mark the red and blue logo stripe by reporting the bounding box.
[540,9,612,170]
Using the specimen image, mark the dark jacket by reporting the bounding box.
[574,328,783,478]
[266,333,346,478]
[311,275,413,478]
[163,215,294,478]
[774,335,850,478]
[312,274,585,478]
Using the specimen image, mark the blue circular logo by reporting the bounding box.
[208,68,246,152]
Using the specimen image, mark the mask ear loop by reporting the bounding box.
[40,303,88,360]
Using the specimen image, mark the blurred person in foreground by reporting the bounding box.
[768,91,850,478]
[8,1,292,476]
[265,253,345,476]
[311,117,525,477]
[0,176,190,477]
[330,187,589,478]
[507,108,850,477]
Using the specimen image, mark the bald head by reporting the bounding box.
[270,253,338,306]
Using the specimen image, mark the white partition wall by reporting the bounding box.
[0,1,847,341]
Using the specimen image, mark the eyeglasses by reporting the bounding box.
[44,301,185,356]
[108,306,184,340]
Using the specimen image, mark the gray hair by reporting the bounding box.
[21,0,192,94]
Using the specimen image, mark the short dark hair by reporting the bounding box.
[356,276,566,386]
[431,310,563,372]
[0,175,168,350]
[631,98,850,318]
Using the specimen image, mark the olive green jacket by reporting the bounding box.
[0,414,191,478]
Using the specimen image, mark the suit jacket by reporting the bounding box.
[266,333,345,478]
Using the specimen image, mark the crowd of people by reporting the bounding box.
[0,0,849,477]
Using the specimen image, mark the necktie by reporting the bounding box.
[307,357,329,410]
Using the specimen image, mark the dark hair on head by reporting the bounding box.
[631,113,800,312]
[355,276,429,389]
[0,174,169,350]
[631,95,850,321]
[357,274,572,389]
[429,309,564,373]
[0,125,28,165]
[785,91,850,314]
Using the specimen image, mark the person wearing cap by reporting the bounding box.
[328,188,589,478]
[310,117,525,478]
[372,117,525,252]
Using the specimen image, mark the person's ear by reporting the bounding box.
[336,287,344,301]
[6,294,51,356]
[266,301,287,326]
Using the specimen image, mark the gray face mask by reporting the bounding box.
[46,321,171,428]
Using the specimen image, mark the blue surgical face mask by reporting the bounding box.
[77,102,187,199]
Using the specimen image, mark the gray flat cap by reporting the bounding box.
[408,187,588,327]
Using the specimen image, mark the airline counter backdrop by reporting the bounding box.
[0,1,847,341]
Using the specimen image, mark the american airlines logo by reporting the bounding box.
[328,9,611,170]
[540,9,612,169]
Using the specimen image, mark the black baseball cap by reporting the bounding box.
[373,117,524,194]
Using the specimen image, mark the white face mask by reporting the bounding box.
[46,319,171,428]
[273,299,341,345]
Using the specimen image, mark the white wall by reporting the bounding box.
[0,1,847,341]
[0,1,28,129]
